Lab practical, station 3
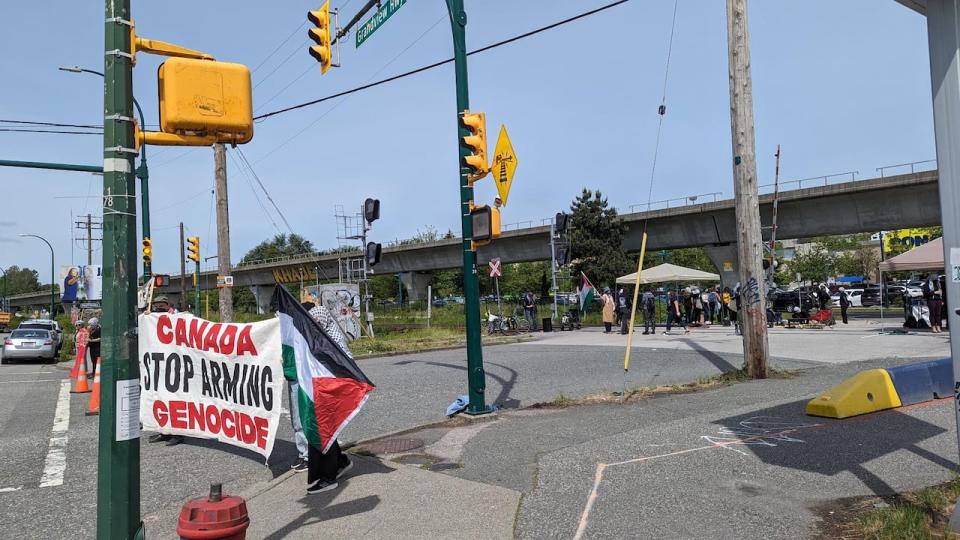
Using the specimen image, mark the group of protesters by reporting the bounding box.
[599,284,743,336]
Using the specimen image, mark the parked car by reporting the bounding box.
[447,296,465,305]
[432,298,448,307]
[770,289,817,313]
[831,289,863,308]
[17,319,61,354]
[2,329,58,364]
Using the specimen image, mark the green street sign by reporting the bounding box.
[356,0,407,48]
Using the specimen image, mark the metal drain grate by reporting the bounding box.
[361,438,424,455]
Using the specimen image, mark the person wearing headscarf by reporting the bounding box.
[838,286,851,324]
[601,288,616,333]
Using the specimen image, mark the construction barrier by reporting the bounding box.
[85,357,101,416]
[806,358,952,419]
[805,369,902,419]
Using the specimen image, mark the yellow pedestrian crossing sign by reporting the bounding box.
[491,124,517,206]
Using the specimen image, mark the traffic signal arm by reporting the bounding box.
[129,19,214,64]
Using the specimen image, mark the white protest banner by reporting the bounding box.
[138,313,283,458]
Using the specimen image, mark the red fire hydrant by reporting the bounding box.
[177,483,250,540]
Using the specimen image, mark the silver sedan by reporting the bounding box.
[2,329,57,363]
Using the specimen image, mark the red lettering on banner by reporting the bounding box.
[202,324,222,353]
[149,400,270,450]
[236,326,258,357]
[153,400,169,426]
[222,410,236,438]
[174,318,188,348]
[157,315,173,344]
[218,325,238,355]
[169,400,187,429]
[188,319,208,350]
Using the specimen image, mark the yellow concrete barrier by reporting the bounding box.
[805,368,902,419]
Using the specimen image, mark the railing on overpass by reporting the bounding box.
[626,192,724,213]
[876,159,936,178]
[758,170,859,193]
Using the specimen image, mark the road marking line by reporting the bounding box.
[0,379,63,384]
[0,371,62,375]
[0,486,23,493]
[39,380,71,488]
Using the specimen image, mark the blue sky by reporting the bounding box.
[0,1,934,279]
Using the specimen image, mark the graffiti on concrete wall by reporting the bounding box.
[302,283,362,340]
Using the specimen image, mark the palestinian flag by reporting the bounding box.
[579,272,596,312]
[273,286,375,453]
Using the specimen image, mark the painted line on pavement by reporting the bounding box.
[0,379,63,384]
[39,379,71,488]
[0,486,23,493]
[0,371,62,376]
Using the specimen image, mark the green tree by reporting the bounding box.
[788,244,835,283]
[2,266,43,295]
[240,233,316,264]
[569,189,631,291]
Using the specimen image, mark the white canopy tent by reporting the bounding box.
[616,263,721,285]
[876,237,944,332]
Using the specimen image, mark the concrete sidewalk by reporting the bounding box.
[241,455,520,540]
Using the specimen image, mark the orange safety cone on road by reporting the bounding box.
[71,360,91,394]
[85,357,101,416]
[69,344,86,379]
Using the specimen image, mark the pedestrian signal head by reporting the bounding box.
[365,241,382,267]
[460,110,488,184]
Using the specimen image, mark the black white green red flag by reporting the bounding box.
[273,286,375,453]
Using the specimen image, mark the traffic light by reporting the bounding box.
[308,1,333,74]
[470,205,501,246]
[366,241,382,267]
[460,110,488,183]
[187,236,200,263]
[142,237,152,263]
[364,198,380,224]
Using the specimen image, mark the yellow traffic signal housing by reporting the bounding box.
[470,205,501,248]
[461,110,488,183]
[142,237,153,263]
[157,58,253,145]
[187,236,201,263]
[308,1,333,74]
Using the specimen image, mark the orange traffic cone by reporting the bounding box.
[85,357,101,416]
[71,359,91,394]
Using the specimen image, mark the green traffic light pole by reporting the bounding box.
[60,66,152,281]
[18,234,55,318]
[445,0,490,415]
[100,0,142,537]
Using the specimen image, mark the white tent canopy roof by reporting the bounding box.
[878,237,944,272]
[616,263,721,284]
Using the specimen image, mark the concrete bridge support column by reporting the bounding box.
[703,244,739,290]
[398,272,434,302]
[250,285,276,315]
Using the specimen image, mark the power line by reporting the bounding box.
[254,0,631,122]
[0,128,102,135]
[0,118,102,129]
[227,148,282,235]
[251,21,308,74]
[234,147,295,232]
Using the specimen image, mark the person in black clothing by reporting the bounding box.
[641,290,656,335]
[817,284,831,311]
[924,274,944,333]
[86,317,101,376]
[838,286,851,324]
[617,288,632,334]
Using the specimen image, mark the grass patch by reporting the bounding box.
[536,368,796,408]
[349,327,531,358]
[820,475,960,539]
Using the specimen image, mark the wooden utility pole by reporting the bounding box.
[179,222,187,312]
[214,143,233,323]
[726,0,769,378]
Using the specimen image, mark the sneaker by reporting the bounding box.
[307,479,339,494]
[336,457,354,479]
[291,458,308,473]
[662,331,671,335]
[642,331,649,335]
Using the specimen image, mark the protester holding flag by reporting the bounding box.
[274,288,375,495]
[579,272,596,312]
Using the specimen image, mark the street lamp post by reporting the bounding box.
[59,66,152,281]
[19,234,55,318]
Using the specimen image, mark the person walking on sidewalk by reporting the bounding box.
[641,289,656,335]
[278,301,318,473]
[721,287,732,326]
[305,302,354,493]
[601,288,616,333]
[664,291,689,335]
[838,286,851,325]
[86,317,101,377]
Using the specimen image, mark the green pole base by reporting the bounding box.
[464,404,495,416]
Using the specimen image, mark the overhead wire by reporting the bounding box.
[0,128,102,135]
[0,118,102,129]
[253,0,632,122]
[226,148,282,235]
